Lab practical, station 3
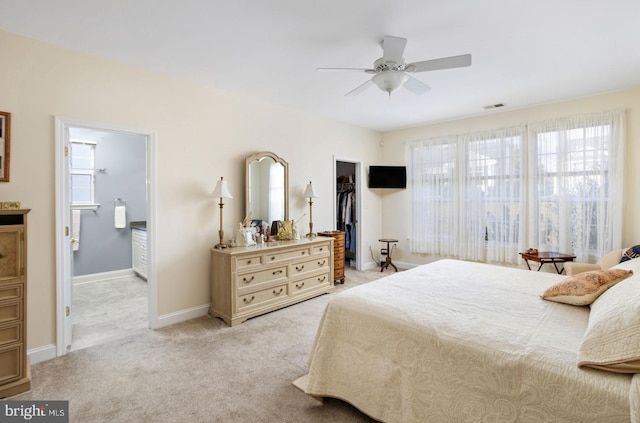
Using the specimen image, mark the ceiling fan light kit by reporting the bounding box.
[318,36,472,97]
[372,71,409,96]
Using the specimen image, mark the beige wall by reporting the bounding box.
[381,87,640,266]
[0,30,383,351]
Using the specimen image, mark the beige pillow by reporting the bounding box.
[578,270,640,373]
[541,269,633,306]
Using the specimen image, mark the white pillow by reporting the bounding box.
[578,260,640,373]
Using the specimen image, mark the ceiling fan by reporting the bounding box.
[318,36,472,97]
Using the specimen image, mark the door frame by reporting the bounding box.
[54,116,158,357]
[333,156,363,271]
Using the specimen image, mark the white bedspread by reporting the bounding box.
[300,259,635,422]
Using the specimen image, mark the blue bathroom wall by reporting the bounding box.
[71,128,147,276]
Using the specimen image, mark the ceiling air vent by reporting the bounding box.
[483,103,505,110]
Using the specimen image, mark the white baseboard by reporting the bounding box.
[73,268,135,285]
[28,344,57,364]
[155,304,210,329]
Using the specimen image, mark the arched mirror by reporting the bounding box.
[245,151,289,225]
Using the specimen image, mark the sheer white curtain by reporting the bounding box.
[458,127,526,263]
[408,135,459,257]
[527,110,625,262]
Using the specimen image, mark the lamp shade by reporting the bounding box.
[212,177,233,199]
[303,181,319,199]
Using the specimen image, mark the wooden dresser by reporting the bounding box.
[210,237,334,326]
[318,231,345,284]
[0,209,30,398]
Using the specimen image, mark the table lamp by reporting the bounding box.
[303,181,318,238]
[212,176,233,248]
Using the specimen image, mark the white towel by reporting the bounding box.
[72,209,81,251]
[114,205,126,229]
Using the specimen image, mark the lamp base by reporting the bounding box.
[214,243,230,249]
[306,233,316,239]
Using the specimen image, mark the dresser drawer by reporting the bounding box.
[0,343,22,384]
[291,256,330,278]
[236,266,288,293]
[236,283,288,313]
[0,322,20,346]
[291,273,331,296]
[235,254,264,271]
[312,243,331,256]
[0,284,21,302]
[0,301,21,324]
[266,247,310,264]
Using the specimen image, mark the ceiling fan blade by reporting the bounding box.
[317,67,375,73]
[381,36,407,64]
[403,75,431,95]
[406,54,472,73]
[345,79,374,96]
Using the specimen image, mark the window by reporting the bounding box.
[528,110,625,262]
[70,140,98,208]
[408,110,625,264]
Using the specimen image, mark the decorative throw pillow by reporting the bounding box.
[620,245,640,262]
[541,269,633,306]
[578,271,640,373]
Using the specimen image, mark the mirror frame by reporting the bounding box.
[245,151,289,223]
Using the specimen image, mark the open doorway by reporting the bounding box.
[334,158,363,271]
[55,117,157,356]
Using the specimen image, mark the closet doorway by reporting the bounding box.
[334,158,362,271]
[55,117,157,357]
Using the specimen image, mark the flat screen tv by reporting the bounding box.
[368,165,407,189]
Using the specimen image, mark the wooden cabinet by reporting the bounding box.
[318,231,345,284]
[131,228,147,279]
[210,238,334,326]
[0,209,30,398]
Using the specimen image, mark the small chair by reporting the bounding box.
[564,248,626,276]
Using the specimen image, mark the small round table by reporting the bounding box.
[379,238,399,272]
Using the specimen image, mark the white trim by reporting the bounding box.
[155,304,210,328]
[54,116,159,356]
[28,344,57,365]
[73,269,136,285]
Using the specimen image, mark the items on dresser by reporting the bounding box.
[318,231,345,284]
[0,209,30,398]
[210,238,334,326]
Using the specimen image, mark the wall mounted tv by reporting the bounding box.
[368,166,407,189]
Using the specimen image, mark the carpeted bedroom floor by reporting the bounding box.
[13,267,391,422]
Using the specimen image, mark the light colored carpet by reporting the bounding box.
[16,267,391,422]
[71,275,148,351]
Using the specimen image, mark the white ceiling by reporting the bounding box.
[1,0,639,132]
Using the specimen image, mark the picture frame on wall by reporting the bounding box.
[0,111,10,182]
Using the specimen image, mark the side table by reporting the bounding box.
[379,238,399,272]
[519,251,576,274]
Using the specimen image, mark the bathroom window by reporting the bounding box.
[70,140,98,208]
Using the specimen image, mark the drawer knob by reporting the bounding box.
[317,260,326,266]
[0,253,3,259]
[246,260,252,265]
[273,269,283,275]
[318,276,327,282]
[242,276,255,283]
[243,295,255,304]
[295,265,305,272]
[295,282,305,289]
[273,288,283,296]
[271,256,275,261]
[301,251,305,255]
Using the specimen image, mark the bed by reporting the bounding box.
[294,259,640,422]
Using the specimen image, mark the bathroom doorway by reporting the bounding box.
[55,117,157,356]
